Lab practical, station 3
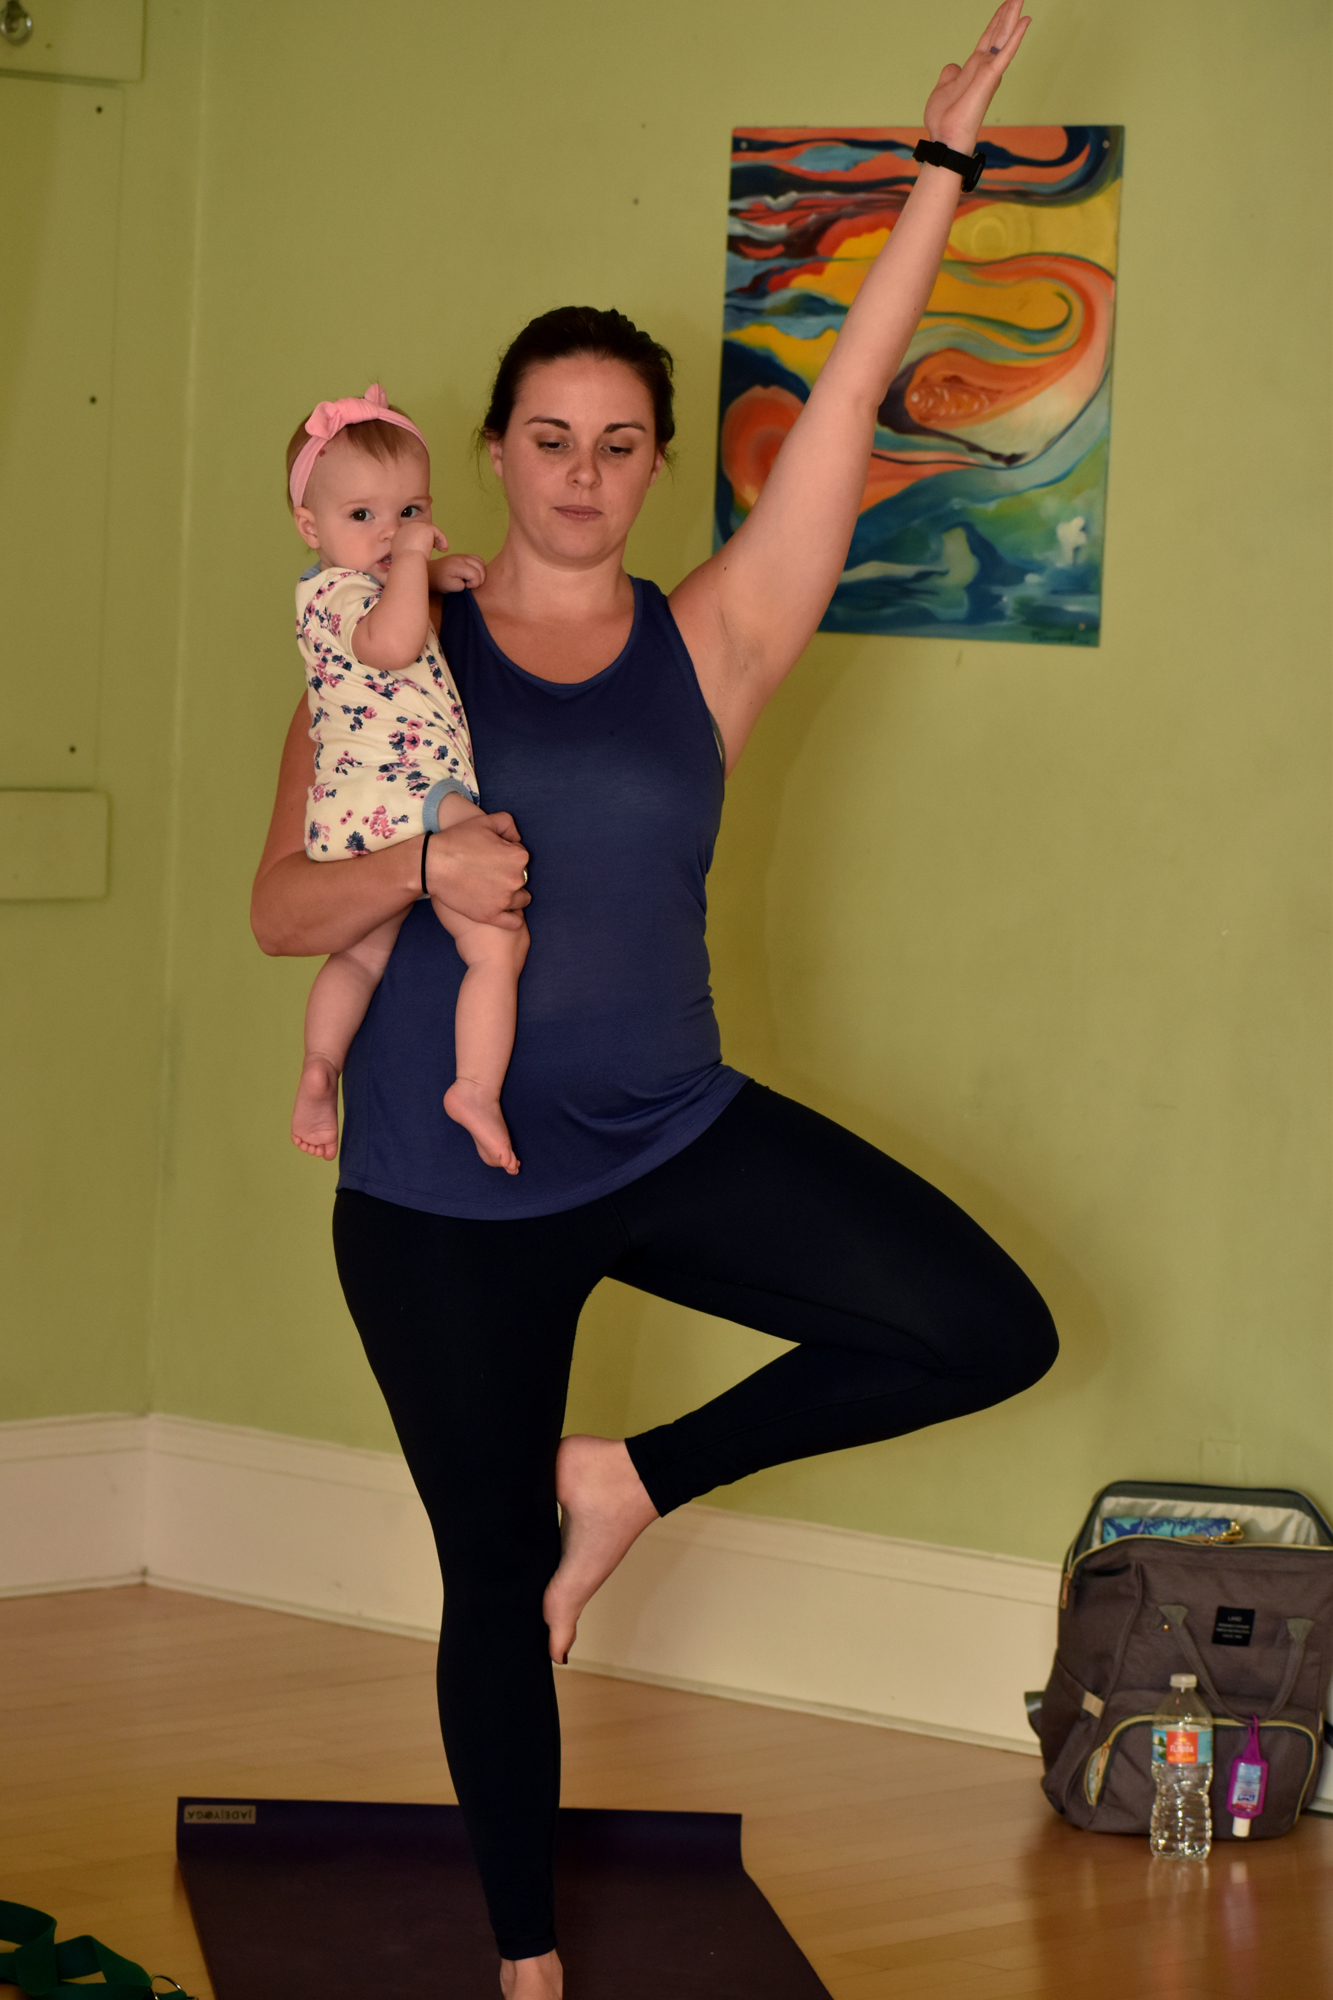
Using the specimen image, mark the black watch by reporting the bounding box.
[913,138,985,192]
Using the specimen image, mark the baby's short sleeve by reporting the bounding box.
[295,567,381,679]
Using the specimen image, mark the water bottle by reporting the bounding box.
[1149,1672,1213,1858]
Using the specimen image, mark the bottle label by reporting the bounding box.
[1152,1725,1212,1765]
[1230,1760,1263,1810]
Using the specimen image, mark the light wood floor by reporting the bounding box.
[3,1587,1332,1998]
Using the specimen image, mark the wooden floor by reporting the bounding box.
[3,1588,1332,1997]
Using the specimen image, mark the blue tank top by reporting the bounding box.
[338,578,747,1220]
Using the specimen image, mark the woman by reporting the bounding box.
[253,9,1048,1994]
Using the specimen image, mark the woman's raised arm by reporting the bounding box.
[673,0,1030,770]
[251,697,530,956]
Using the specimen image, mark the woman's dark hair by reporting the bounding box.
[480,306,675,454]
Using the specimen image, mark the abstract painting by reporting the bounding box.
[717,126,1122,645]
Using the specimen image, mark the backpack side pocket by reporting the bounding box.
[1037,1656,1096,1774]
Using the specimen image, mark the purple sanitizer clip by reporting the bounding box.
[1227,1716,1268,1837]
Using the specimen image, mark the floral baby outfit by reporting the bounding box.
[297,567,479,861]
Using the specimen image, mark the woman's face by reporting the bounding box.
[487,355,664,566]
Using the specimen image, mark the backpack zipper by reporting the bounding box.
[1083,1713,1319,1811]
[1061,1534,1333,1610]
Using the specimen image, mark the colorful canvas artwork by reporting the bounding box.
[717,126,1122,645]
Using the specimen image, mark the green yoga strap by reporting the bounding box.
[0,1902,193,1998]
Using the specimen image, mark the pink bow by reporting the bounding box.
[289,383,427,510]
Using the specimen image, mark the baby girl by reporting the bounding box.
[286,385,528,1172]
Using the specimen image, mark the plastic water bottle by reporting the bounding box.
[1150,1672,1213,1858]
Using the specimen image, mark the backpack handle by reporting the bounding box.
[1159,1605,1313,1720]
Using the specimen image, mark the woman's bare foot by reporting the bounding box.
[444,1077,520,1174]
[291,1055,340,1159]
[499,1949,562,1999]
[543,1436,659,1663]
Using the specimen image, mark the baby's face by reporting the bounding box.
[294,433,433,584]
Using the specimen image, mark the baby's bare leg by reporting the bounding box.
[431,899,530,1174]
[292,913,405,1159]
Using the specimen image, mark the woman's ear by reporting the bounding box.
[647,449,665,488]
[293,505,321,552]
[484,432,505,484]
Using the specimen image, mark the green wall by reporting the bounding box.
[5,0,1329,1565]
[0,14,204,1419]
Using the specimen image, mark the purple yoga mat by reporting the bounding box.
[176,1797,832,1999]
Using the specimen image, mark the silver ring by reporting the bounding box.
[522,868,529,885]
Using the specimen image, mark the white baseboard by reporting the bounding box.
[0,1411,1057,1753]
[571,1503,1055,1752]
[0,1413,147,1594]
[5,1412,1327,1793]
[145,1414,443,1637]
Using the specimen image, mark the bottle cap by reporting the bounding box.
[1232,1816,1251,1838]
[1170,1674,1197,1689]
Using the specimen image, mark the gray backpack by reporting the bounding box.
[1031,1480,1333,1840]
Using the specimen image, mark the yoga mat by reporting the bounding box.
[176,1797,832,1999]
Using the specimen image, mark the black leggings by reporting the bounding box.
[332,1081,1057,1959]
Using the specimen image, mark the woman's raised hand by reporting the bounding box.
[924,0,1031,154]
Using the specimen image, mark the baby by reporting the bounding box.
[286,385,528,1173]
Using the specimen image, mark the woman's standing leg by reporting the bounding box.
[332,1188,619,1962]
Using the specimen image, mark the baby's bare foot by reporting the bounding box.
[542,1436,658,1664]
[292,1055,340,1160]
[444,1078,520,1174]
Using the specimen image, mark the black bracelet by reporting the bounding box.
[420,830,433,899]
[913,137,986,193]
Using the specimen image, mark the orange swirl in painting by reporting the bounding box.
[722,254,1114,517]
[720,387,977,513]
[898,255,1115,473]
[719,387,802,510]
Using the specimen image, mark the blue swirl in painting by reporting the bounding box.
[717,126,1123,644]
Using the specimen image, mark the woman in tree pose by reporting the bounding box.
[253,8,1045,1994]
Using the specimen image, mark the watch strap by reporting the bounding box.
[912,137,985,193]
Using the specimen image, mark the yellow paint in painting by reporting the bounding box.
[790,267,1099,361]
[784,179,1120,319]
[789,229,889,307]
[948,178,1121,273]
[728,321,838,386]
[783,259,1082,357]
[927,269,1083,342]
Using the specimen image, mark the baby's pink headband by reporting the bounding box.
[289,382,427,510]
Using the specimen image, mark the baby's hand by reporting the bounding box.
[431,551,487,594]
[391,518,449,562]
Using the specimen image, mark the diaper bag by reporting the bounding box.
[1030,1479,1333,1840]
